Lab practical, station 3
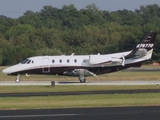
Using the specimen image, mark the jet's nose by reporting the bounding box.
[2,64,23,75]
[2,67,14,75]
[2,68,10,74]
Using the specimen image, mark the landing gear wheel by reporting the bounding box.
[79,78,86,83]
[15,79,20,83]
[15,74,21,83]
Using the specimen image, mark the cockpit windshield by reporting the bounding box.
[21,59,32,64]
[21,59,29,64]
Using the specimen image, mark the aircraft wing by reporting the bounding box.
[63,69,97,77]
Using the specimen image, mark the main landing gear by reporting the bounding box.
[77,69,97,83]
[79,76,86,83]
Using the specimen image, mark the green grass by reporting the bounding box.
[0,93,160,110]
[0,85,160,110]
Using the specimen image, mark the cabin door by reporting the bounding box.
[42,58,50,73]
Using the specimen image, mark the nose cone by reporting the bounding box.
[2,66,18,75]
[2,64,24,75]
[2,68,11,74]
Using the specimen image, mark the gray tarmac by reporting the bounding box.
[1,80,160,86]
[0,106,160,120]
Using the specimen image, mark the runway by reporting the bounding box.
[1,80,160,86]
[0,106,160,120]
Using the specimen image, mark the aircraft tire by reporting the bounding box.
[15,79,20,83]
[15,74,21,83]
[79,78,86,83]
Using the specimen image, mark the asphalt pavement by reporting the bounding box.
[1,80,160,86]
[0,106,160,120]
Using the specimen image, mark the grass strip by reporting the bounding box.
[0,93,160,110]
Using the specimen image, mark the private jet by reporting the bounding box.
[2,31,157,83]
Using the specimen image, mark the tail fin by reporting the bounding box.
[125,31,157,59]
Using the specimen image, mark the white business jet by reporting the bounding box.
[2,31,157,83]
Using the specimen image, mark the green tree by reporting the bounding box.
[5,24,35,40]
[2,46,35,65]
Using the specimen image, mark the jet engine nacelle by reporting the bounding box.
[89,55,125,66]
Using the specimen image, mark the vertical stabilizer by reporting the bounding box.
[125,31,157,59]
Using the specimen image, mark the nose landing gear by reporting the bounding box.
[15,74,21,83]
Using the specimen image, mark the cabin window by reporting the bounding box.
[74,59,77,63]
[67,59,69,63]
[32,60,34,63]
[52,60,55,63]
[59,59,62,63]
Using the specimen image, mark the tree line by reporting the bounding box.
[0,3,160,65]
